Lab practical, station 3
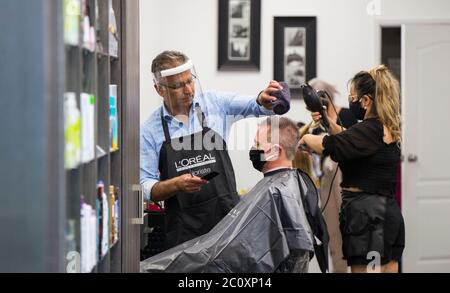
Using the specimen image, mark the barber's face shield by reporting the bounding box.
[153,60,204,113]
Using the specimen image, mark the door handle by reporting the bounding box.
[131,184,144,225]
[407,154,418,162]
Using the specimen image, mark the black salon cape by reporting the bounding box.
[140,169,314,273]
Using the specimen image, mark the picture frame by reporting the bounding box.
[274,17,317,98]
[218,0,261,71]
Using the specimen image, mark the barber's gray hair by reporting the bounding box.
[151,50,189,79]
[260,117,300,161]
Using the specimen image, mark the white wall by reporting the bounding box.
[140,0,450,192]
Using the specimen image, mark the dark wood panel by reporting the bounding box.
[120,0,141,273]
[0,0,65,273]
[0,0,139,273]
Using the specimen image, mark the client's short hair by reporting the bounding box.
[259,117,300,160]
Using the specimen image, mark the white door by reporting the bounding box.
[402,24,450,273]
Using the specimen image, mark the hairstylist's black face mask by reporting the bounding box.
[349,99,366,120]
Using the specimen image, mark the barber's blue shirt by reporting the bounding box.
[140,91,274,200]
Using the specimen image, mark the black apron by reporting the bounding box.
[159,106,240,249]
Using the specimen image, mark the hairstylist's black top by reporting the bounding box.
[322,118,400,196]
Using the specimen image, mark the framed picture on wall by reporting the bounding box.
[218,0,261,71]
[274,17,317,98]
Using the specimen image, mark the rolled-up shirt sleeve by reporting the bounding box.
[322,119,384,162]
[215,91,274,118]
[140,129,160,201]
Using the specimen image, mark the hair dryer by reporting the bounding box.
[271,82,291,115]
[301,84,330,131]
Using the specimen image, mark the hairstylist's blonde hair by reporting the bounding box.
[368,65,402,143]
[352,65,402,142]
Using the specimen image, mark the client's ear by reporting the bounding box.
[273,144,282,159]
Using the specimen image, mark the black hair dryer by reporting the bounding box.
[301,83,330,131]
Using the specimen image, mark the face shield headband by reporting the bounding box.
[153,60,194,83]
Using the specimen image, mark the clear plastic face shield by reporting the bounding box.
[153,60,204,115]
[253,118,281,161]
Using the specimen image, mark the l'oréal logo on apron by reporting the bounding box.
[175,154,217,173]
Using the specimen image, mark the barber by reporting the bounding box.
[140,51,281,248]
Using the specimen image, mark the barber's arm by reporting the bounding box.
[218,81,282,117]
[140,131,208,202]
[151,175,208,202]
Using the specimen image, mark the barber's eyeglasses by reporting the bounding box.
[159,75,197,90]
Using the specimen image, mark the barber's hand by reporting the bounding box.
[257,80,283,110]
[176,174,208,194]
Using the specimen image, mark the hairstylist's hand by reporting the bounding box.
[311,105,330,123]
[299,135,307,148]
[298,136,312,154]
[311,112,322,123]
[176,174,208,194]
[258,80,283,110]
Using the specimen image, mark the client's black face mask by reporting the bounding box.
[349,100,366,120]
[249,149,266,172]
[249,146,279,172]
